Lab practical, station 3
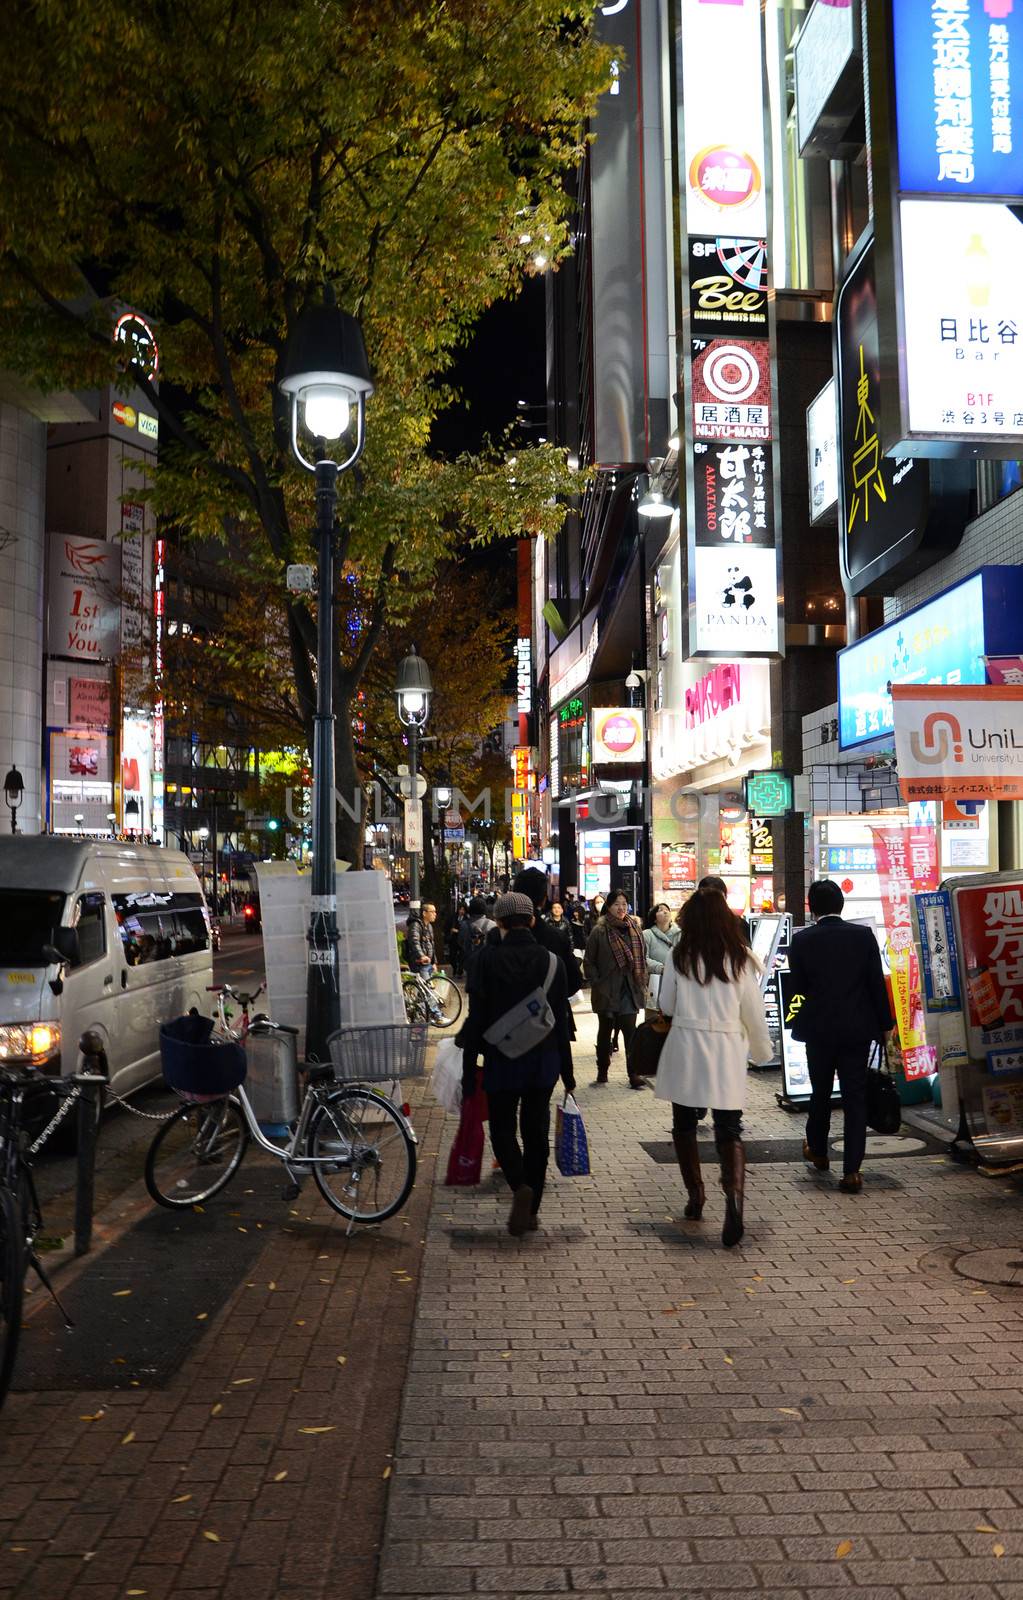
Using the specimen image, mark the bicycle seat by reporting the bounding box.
[305,1064,335,1085]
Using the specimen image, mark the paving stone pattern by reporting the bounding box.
[377,1010,1023,1600]
[0,1093,448,1600]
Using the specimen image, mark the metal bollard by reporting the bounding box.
[74,1032,108,1259]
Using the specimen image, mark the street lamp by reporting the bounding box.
[278,286,373,1065]
[106,811,117,838]
[73,812,85,834]
[198,825,210,896]
[3,766,24,834]
[435,770,453,902]
[395,647,433,902]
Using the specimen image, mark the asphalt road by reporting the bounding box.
[32,927,267,1244]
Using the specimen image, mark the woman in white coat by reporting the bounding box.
[655,885,773,1247]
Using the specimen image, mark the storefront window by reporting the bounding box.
[557,697,590,792]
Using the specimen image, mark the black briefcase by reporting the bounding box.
[865,1042,902,1136]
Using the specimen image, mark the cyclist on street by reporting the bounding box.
[406,901,443,1022]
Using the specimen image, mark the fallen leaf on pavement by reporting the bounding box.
[273,1471,288,1482]
[171,1495,192,1504]
[121,1432,135,1445]
[210,1403,222,1416]
[112,1289,132,1298]
[336,1356,347,1366]
[202,1530,220,1543]
[835,1541,853,1559]
[193,1204,204,1214]
[994,1544,1006,1558]
[382,1466,392,1479]
[976,1524,997,1533]
[723,1355,734,1365]
[232,1378,254,1386]
[298,1426,335,1435]
[778,1408,800,1416]
[196,1313,208,1322]
[295,1319,306,1327]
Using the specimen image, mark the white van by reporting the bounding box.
[0,838,213,1096]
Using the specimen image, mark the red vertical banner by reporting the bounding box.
[870,825,938,1080]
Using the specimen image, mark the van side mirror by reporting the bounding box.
[45,927,81,966]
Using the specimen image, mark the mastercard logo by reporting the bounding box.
[689,145,762,213]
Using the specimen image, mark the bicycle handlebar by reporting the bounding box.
[206,981,266,1008]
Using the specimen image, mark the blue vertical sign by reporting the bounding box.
[892,0,1023,198]
[915,889,961,1013]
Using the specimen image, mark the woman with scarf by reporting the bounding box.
[583,887,650,1088]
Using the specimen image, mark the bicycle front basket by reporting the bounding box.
[327,1022,428,1083]
[159,1014,247,1097]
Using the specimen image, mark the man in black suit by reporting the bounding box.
[787,879,895,1193]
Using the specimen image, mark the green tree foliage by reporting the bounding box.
[0,0,607,858]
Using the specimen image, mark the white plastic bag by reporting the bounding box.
[431,1035,464,1115]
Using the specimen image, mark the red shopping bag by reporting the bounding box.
[445,1087,487,1186]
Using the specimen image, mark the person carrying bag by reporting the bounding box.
[456,892,574,1236]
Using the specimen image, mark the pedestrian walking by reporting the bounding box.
[459,894,496,979]
[583,887,650,1088]
[643,902,679,1010]
[457,892,575,1235]
[544,900,577,965]
[448,901,469,978]
[569,903,587,952]
[786,879,895,1193]
[502,869,584,1002]
[655,884,773,1247]
[585,893,606,936]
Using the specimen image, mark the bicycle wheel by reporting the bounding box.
[0,1185,24,1409]
[402,977,429,1024]
[427,975,462,1027]
[144,1097,249,1209]
[308,1088,416,1224]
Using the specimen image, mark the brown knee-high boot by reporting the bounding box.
[672,1129,706,1220]
[719,1139,746,1248]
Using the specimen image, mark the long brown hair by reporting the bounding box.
[673,887,749,985]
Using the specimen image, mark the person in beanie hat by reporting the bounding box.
[457,891,575,1235]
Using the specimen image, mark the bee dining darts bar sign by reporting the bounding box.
[892,682,1023,800]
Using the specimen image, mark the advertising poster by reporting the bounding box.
[953,877,1023,1065]
[47,533,122,661]
[691,338,772,441]
[692,546,779,656]
[891,0,1023,198]
[871,823,938,1078]
[893,682,1023,801]
[834,237,931,595]
[661,844,697,894]
[688,236,768,335]
[807,378,839,523]
[69,677,112,729]
[693,442,773,547]
[591,707,644,765]
[915,889,962,1013]
[680,0,768,237]
[899,200,1023,443]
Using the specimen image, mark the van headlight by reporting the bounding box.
[0,1023,61,1064]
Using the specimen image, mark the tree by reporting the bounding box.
[0,0,607,860]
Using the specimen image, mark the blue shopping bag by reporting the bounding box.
[554,1093,590,1177]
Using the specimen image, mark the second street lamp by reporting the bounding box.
[395,648,433,902]
[3,766,24,834]
[278,287,374,1065]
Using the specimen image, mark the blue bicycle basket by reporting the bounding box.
[159,1014,247,1097]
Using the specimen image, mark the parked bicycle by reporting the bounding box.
[0,1068,73,1408]
[144,985,423,1229]
[402,967,462,1028]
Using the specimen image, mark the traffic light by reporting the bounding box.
[267,819,280,832]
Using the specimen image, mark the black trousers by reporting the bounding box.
[805,1039,871,1176]
[672,1102,742,1149]
[487,1085,556,1214]
[596,1011,637,1072]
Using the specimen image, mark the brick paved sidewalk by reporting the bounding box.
[0,1086,448,1600]
[377,1009,1023,1600]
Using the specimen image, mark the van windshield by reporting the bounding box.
[0,891,67,967]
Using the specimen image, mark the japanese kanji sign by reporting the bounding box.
[871,823,939,1079]
[693,442,774,547]
[954,877,1023,1063]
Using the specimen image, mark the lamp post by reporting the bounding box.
[435,770,452,905]
[198,825,210,899]
[107,811,117,838]
[395,648,433,903]
[3,766,24,834]
[278,287,373,1064]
